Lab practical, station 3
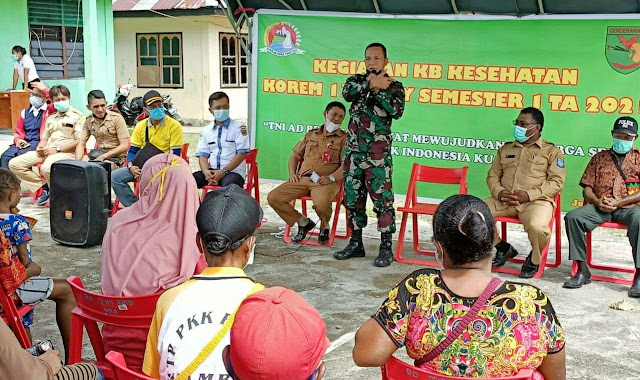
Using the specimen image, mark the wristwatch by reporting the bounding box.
[55,146,61,153]
[223,168,231,176]
[329,175,336,183]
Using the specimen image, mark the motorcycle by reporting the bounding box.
[110,83,182,126]
[109,83,144,126]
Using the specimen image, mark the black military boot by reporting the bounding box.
[374,233,393,267]
[334,229,365,260]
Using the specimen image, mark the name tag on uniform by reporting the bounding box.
[64,123,74,128]
[322,151,330,163]
[506,154,516,158]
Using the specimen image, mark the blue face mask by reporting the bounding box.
[11,54,18,61]
[613,138,634,154]
[513,125,535,143]
[148,107,165,121]
[54,100,70,113]
[29,95,44,109]
[214,109,230,122]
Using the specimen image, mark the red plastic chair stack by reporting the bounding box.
[492,193,562,279]
[395,164,469,266]
[571,220,637,285]
[180,142,189,163]
[66,276,161,378]
[283,184,351,247]
[0,283,33,349]
[106,351,155,380]
[381,356,534,380]
[200,148,260,203]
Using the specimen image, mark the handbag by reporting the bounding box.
[131,123,163,168]
[610,151,640,196]
[174,282,263,380]
[88,149,124,167]
[414,277,501,367]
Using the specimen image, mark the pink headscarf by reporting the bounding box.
[101,154,202,296]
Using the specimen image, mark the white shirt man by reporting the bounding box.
[193,92,250,189]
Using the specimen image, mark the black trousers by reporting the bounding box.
[193,170,245,189]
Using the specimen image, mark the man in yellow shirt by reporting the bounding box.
[143,185,264,380]
[111,90,183,206]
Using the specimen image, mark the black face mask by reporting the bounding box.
[366,69,382,76]
[92,113,106,120]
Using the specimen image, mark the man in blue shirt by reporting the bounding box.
[193,92,250,188]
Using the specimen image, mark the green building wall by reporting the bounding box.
[0,0,115,112]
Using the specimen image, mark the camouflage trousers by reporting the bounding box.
[343,152,395,233]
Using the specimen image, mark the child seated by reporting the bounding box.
[0,168,76,361]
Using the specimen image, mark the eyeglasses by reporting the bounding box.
[513,120,538,127]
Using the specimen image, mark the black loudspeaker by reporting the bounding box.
[89,160,112,209]
[50,160,109,247]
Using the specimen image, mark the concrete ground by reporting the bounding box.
[2,135,639,379]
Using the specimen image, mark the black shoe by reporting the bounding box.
[629,272,640,298]
[36,189,50,206]
[318,229,330,245]
[519,252,539,278]
[492,243,519,268]
[334,230,365,260]
[291,220,316,243]
[563,272,592,289]
[374,233,393,267]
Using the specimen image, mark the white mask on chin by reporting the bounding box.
[243,236,256,269]
[325,117,341,133]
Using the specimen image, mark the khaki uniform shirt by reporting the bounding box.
[41,106,85,148]
[81,110,130,156]
[292,127,348,177]
[487,137,566,211]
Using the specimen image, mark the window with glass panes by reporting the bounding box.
[28,0,84,79]
[136,33,183,88]
[219,33,248,88]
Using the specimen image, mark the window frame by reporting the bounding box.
[135,32,184,89]
[219,32,248,89]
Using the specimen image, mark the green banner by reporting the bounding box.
[254,12,640,210]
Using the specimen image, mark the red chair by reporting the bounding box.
[0,283,33,349]
[492,193,562,279]
[106,351,155,380]
[66,276,161,378]
[200,148,260,203]
[111,181,140,217]
[395,164,469,266]
[571,220,637,285]
[181,142,189,163]
[381,356,534,380]
[283,184,351,247]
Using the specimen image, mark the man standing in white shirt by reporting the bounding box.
[11,46,40,90]
[193,92,250,188]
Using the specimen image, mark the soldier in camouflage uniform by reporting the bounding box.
[334,42,405,267]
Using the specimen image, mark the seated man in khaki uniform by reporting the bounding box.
[9,85,84,205]
[268,102,347,245]
[486,107,566,278]
[75,90,130,170]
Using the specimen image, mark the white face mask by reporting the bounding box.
[243,236,256,269]
[325,117,341,133]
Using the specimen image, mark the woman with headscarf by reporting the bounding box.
[101,154,205,371]
[353,194,566,379]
